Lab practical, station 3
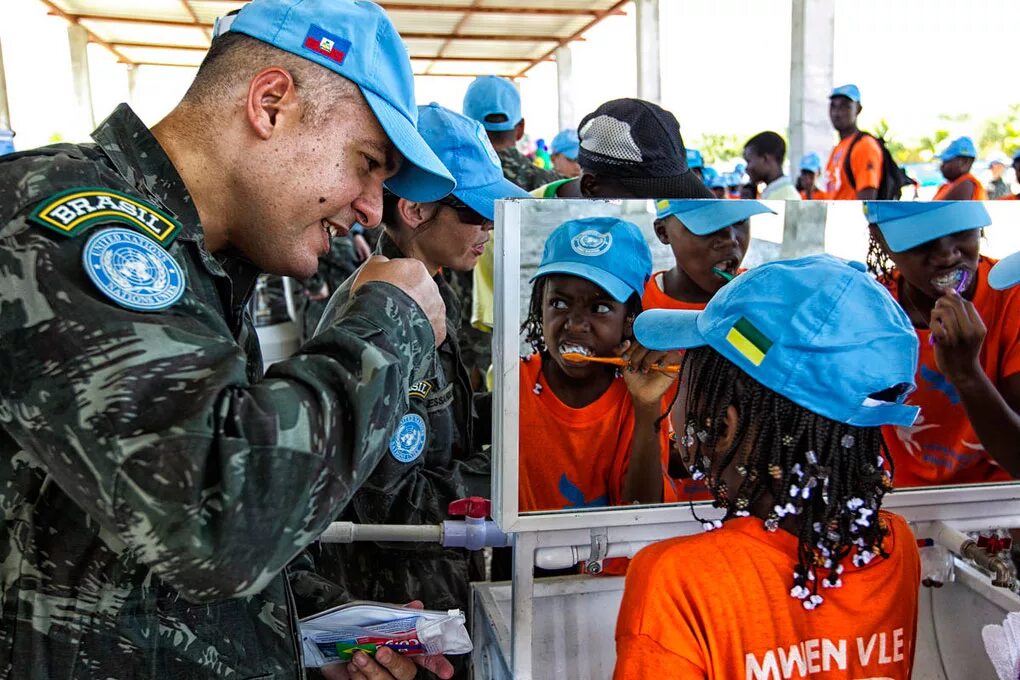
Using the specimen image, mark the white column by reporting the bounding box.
[127,64,139,107]
[0,37,11,132]
[634,0,661,103]
[787,0,835,180]
[555,45,574,132]
[67,24,96,137]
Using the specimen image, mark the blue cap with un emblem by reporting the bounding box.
[865,201,991,253]
[531,217,652,303]
[830,83,861,102]
[800,152,821,174]
[686,149,704,169]
[937,136,978,161]
[463,76,522,132]
[213,0,455,203]
[416,103,529,220]
[990,252,1020,290]
[634,254,920,428]
[550,128,580,160]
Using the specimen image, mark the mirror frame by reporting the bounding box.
[491,198,1020,534]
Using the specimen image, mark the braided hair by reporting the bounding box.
[521,276,643,355]
[866,226,896,282]
[674,345,895,611]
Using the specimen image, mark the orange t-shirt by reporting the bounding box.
[824,133,882,200]
[642,271,713,503]
[933,172,988,200]
[519,353,635,512]
[882,257,1020,486]
[998,194,1018,201]
[614,512,920,680]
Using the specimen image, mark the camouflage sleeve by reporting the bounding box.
[0,227,435,603]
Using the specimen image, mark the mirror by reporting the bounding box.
[495,198,1020,523]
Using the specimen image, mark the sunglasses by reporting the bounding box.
[437,196,490,226]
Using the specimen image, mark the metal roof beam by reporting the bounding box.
[380,4,621,16]
[39,1,134,64]
[516,0,629,77]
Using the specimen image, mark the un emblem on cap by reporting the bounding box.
[571,229,613,257]
[390,413,427,463]
[83,227,186,311]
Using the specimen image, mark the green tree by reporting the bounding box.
[694,133,744,165]
[977,103,1020,158]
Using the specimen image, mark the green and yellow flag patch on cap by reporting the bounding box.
[29,187,181,246]
[726,316,773,366]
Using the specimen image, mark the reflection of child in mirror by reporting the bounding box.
[645,200,776,501]
[518,217,675,530]
[866,201,1020,487]
[615,254,922,680]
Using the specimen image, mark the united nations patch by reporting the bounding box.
[29,187,181,245]
[82,228,186,312]
[389,413,427,463]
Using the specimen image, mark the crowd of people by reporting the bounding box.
[2,1,1020,679]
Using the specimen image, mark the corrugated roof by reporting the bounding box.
[39,0,629,77]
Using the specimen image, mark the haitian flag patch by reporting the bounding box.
[302,24,351,66]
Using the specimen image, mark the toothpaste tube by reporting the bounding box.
[300,601,473,668]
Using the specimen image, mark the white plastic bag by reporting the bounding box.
[300,601,473,668]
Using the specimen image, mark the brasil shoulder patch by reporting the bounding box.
[28,187,181,246]
[726,316,773,367]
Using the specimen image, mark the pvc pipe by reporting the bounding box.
[319,522,442,544]
[534,540,658,570]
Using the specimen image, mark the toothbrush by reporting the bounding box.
[712,267,735,282]
[929,269,970,346]
[561,353,680,375]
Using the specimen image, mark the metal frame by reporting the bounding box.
[38,0,629,76]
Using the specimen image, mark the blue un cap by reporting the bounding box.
[655,199,775,235]
[634,254,919,428]
[550,128,580,159]
[800,152,821,174]
[865,201,991,253]
[990,252,1020,290]
[830,84,861,102]
[686,149,704,170]
[214,0,455,203]
[463,76,522,132]
[938,136,978,161]
[531,217,652,303]
[416,103,529,220]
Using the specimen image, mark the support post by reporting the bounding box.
[555,45,573,132]
[634,0,661,103]
[67,24,96,138]
[787,0,835,182]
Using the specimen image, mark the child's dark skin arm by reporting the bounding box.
[932,289,1020,476]
[619,342,677,504]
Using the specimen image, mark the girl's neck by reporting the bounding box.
[541,355,616,409]
[663,268,713,304]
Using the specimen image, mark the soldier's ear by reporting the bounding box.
[397,199,438,230]
[515,119,525,142]
[245,67,299,140]
[579,172,599,198]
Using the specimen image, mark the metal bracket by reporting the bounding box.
[584,527,609,575]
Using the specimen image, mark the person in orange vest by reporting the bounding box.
[933,136,987,200]
[824,84,882,200]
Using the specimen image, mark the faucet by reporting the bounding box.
[931,521,1015,589]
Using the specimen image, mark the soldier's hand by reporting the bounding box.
[352,256,446,347]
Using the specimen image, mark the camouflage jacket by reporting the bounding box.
[297,235,358,343]
[291,232,490,620]
[0,105,435,679]
[497,147,560,192]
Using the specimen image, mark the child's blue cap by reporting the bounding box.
[865,201,991,253]
[416,103,529,220]
[463,76,522,132]
[655,199,775,235]
[532,216,652,303]
[830,83,861,102]
[634,254,919,428]
[214,0,455,203]
[799,152,822,174]
[550,128,580,160]
[990,252,1020,290]
[686,148,704,169]
[1013,149,1020,161]
[937,136,977,161]
[709,174,728,189]
[701,166,719,184]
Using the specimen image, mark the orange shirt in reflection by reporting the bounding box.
[614,512,919,680]
[998,194,1018,200]
[882,257,1020,486]
[933,172,988,200]
[824,133,882,200]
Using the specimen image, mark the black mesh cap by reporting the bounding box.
[577,98,711,198]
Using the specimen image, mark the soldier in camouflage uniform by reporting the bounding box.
[289,104,527,679]
[0,2,459,678]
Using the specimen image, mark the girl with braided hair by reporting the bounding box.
[614,254,922,680]
[866,201,1020,487]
